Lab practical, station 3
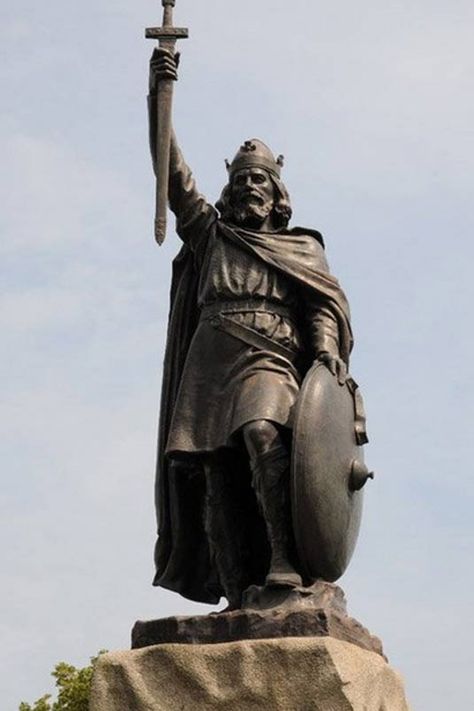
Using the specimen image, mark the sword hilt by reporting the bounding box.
[162,0,175,29]
[146,0,189,43]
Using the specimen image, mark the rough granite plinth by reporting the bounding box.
[90,637,411,711]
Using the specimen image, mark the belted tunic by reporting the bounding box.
[164,139,343,456]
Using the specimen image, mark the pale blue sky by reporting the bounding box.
[2,1,474,708]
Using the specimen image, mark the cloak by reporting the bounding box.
[153,220,353,603]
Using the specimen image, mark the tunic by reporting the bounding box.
[164,139,340,456]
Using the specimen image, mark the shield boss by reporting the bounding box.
[291,362,369,582]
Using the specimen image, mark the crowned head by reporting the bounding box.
[216,139,292,230]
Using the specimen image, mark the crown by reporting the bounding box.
[225,139,284,179]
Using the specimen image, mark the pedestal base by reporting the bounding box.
[90,637,411,711]
[132,582,384,658]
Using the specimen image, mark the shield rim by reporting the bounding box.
[291,362,366,581]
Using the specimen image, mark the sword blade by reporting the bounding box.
[154,76,174,244]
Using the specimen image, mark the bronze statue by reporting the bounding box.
[147,1,371,611]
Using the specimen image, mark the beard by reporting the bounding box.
[231,196,274,229]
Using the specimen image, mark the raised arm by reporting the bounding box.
[148,48,216,247]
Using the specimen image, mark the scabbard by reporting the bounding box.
[154,77,174,244]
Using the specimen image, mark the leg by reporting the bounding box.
[203,453,246,610]
[243,420,302,588]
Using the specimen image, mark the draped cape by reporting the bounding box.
[153,221,353,603]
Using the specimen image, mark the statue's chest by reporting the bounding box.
[199,233,293,302]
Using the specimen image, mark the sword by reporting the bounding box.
[146,1,189,245]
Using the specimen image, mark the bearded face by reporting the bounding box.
[230,168,275,229]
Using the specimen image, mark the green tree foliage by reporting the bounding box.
[19,652,106,711]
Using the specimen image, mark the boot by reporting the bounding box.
[203,459,245,610]
[251,445,303,588]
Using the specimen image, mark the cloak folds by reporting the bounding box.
[153,221,353,604]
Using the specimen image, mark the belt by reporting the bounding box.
[201,300,297,361]
[200,299,293,320]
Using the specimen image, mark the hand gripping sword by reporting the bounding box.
[146,1,189,244]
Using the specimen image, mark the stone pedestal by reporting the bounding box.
[91,584,411,709]
[90,637,411,711]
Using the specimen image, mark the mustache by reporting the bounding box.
[237,189,265,205]
[232,200,273,222]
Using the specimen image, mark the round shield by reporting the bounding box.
[291,362,370,582]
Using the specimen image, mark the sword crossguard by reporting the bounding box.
[146,0,189,43]
[145,27,189,41]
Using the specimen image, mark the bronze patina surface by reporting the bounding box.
[146,15,372,611]
[292,363,371,581]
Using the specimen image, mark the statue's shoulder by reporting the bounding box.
[287,226,325,249]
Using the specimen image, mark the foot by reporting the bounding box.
[265,570,303,588]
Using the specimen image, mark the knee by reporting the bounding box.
[243,420,280,460]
